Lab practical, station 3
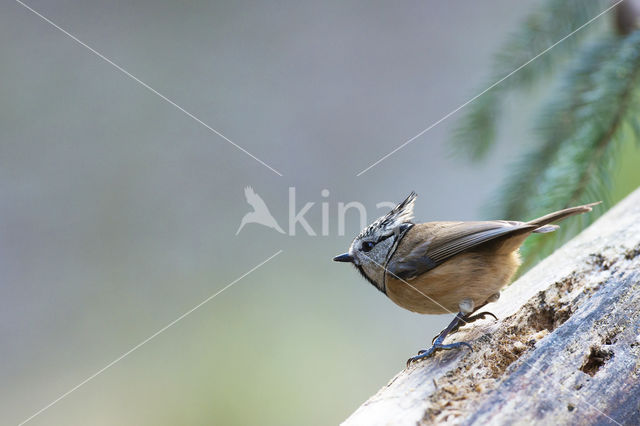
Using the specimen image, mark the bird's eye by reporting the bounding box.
[361,241,375,252]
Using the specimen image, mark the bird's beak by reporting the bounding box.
[333,253,354,263]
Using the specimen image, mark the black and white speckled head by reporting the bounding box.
[333,192,416,293]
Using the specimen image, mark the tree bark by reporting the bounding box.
[343,188,640,426]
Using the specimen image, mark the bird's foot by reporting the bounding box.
[406,341,472,366]
[431,311,498,344]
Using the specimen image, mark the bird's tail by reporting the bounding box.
[528,202,601,233]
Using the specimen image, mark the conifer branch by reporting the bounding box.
[497,38,618,220]
[517,30,640,268]
[453,0,609,161]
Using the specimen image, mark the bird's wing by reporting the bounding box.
[244,186,269,211]
[388,220,536,280]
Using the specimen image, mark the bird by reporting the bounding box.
[333,192,599,365]
[236,186,285,235]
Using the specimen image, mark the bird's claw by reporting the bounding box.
[406,341,472,367]
[470,311,498,322]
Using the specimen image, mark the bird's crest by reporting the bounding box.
[357,192,416,240]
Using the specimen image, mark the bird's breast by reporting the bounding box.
[385,250,520,314]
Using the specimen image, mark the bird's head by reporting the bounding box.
[333,192,416,292]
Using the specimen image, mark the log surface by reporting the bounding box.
[343,188,640,426]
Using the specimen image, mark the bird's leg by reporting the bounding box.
[430,310,498,344]
[407,312,472,366]
[430,294,500,344]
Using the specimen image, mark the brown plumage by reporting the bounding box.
[386,203,599,314]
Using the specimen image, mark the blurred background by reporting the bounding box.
[2,1,639,425]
